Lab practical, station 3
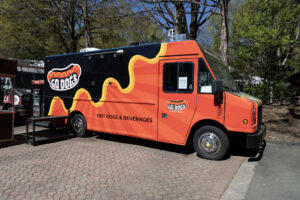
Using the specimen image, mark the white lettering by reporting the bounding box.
[60,79,65,90]
[73,74,78,83]
[168,103,186,111]
[69,75,74,87]
[65,77,69,89]
[55,79,59,90]
[51,79,55,89]
[47,64,81,91]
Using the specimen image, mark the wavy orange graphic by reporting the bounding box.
[48,43,167,116]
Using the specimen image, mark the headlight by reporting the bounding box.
[14,95,20,105]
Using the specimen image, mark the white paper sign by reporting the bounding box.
[201,86,212,93]
[178,77,188,89]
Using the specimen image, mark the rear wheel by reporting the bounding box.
[72,114,87,137]
[193,126,229,160]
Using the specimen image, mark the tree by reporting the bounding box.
[138,0,230,66]
[138,0,216,39]
[231,0,300,102]
[0,0,162,59]
[0,0,55,59]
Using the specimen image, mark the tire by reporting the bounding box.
[193,126,229,160]
[71,114,87,137]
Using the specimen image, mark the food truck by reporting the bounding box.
[0,58,17,144]
[2,60,44,118]
[44,40,266,160]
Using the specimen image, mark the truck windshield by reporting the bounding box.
[1,78,12,90]
[200,46,239,92]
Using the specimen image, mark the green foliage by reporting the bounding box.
[243,84,270,103]
[244,81,290,104]
[207,15,221,52]
[0,0,162,59]
[0,0,54,59]
[230,0,300,102]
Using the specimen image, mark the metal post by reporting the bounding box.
[26,121,28,144]
[33,121,35,146]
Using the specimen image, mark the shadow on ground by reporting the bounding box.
[94,132,195,155]
[228,136,266,162]
[1,126,266,162]
[0,128,74,149]
[94,132,266,161]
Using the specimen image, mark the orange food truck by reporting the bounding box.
[44,40,266,160]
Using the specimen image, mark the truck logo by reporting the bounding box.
[47,64,81,91]
[168,100,186,111]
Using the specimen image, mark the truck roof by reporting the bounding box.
[45,42,162,58]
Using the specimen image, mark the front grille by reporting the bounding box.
[257,105,262,128]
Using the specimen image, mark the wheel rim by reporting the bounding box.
[198,132,221,154]
[73,117,84,133]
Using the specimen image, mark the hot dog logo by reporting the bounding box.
[47,64,81,91]
[168,100,187,111]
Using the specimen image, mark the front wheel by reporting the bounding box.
[193,126,229,160]
[71,114,87,137]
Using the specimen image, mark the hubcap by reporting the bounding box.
[198,132,221,154]
[73,118,83,133]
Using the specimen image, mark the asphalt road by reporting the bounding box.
[245,142,300,200]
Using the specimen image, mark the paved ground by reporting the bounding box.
[245,142,300,200]
[222,141,300,200]
[0,126,245,200]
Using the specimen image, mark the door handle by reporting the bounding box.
[162,113,167,119]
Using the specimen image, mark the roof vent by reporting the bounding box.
[80,47,101,52]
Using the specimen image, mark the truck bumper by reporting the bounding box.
[246,123,267,149]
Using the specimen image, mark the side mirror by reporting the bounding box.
[212,80,223,106]
[212,80,223,94]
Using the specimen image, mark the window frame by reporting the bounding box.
[162,61,194,94]
[197,58,215,94]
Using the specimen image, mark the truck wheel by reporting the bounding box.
[193,126,229,160]
[72,114,87,137]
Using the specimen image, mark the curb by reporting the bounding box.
[221,159,257,200]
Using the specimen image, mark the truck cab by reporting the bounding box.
[157,43,265,159]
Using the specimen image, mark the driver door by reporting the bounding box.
[158,58,197,144]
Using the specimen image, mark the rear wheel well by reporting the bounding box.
[69,110,84,119]
[69,110,86,126]
[186,120,228,146]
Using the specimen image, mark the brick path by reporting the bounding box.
[0,131,244,200]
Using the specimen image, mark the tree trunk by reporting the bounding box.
[174,2,187,35]
[82,0,93,48]
[219,0,229,67]
[189,2,200,39]
[70,15,77,52]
